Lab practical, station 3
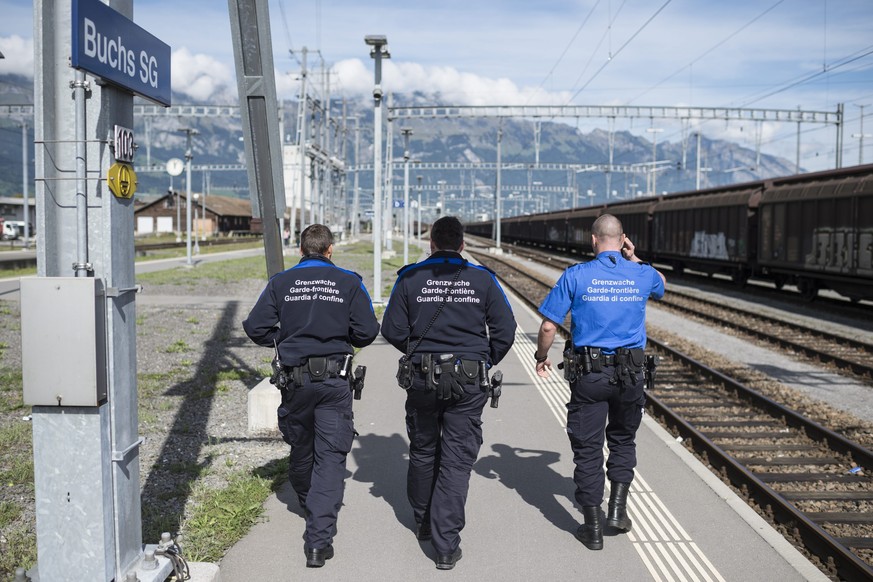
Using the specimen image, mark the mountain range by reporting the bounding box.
[0,74,800,212]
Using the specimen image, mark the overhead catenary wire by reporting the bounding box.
[623,0,785,106]
[640,40,873,162]
[566,0,673,104]
[563,0,629,105]
[736,45,873,108]
[276,0,294,57]
[525,0,603,105]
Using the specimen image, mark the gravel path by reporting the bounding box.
[133,277,288,541]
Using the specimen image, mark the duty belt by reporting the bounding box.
[289,355,352,382]
[413,354,482,377]
[403,353,488,390]
[594,352,617,366]
[559,342,644,382]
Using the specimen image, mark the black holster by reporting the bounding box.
[611,348,645,388]
[307,356,329,381]
[561,340,579,382]
[353,365,367,400]
[459,359,479,383]
[396,357,413,390]
[644,354,659,391]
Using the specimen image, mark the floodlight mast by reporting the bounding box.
[401,127,412,264]
[365,34,389,302]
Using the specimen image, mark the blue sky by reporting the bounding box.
[2,0,872,170]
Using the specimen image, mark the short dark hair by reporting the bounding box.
[300,224,334,255]
[430,216,465,251]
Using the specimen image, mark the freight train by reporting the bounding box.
[467,164,873,302]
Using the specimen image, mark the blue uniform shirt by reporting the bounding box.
[243,254,380,366]
[538,251,665,351]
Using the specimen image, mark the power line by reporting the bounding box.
[527,0,602,104]
[567,0,673,104]
[624,0,785,106]
[277,0,303,69]
[659,44,873,153]
[738,45,873,107]
[564,0,629,104]
[277,0,294,55]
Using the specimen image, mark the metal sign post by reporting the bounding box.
[228,0,286,278]
[27,1,172,579]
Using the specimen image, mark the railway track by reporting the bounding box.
[660,289,873,383]
[468,248,873,582]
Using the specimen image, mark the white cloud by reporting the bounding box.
[170,47,234,101]
[332,58,574,106]
[0,35,34,77]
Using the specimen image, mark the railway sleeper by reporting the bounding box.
[781,491,873,502]
[695,420,782,427]
[707,431,795,439]
[755,472,868,483]
[734,456,842,466]
[721,444,818,453]
[836,537,873,550]
[664,401,738,408]
[806,512,873,525]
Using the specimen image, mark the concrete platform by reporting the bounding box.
[221,288,829,581]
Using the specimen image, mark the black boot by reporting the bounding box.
[606,481,632,532]
[575,506,603,550]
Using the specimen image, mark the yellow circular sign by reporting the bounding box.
[108,163,137,199]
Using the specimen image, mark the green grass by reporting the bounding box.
[180,458,288,563]
[0,421,30,450]
[0,455,33,485]
[138,369,186,399]
[0,265,37,279]
[0,369,24,413]
[138,240,264,261]
[215,369,248,382]
[0,501,20,529]
[0,520,36,577]
[136,255,274,286]
[164,340,191,354]
[0,393,35,578]
[0,422,33,490]
[142,505,182,547]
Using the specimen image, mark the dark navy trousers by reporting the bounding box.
[277,375,355,550]
[566,365,645,507]
[405,376,487,555]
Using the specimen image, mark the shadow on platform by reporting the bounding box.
[474,443,578,534]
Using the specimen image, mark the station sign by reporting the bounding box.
[71,0,171,106]
[393,199,404,208]
[113,125,135,163]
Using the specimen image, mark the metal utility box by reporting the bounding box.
[21,277,108,406]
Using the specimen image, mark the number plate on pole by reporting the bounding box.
[113,125,135,163]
